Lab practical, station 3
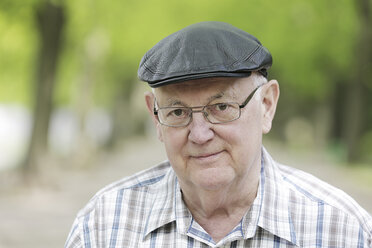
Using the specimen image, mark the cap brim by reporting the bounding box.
[148,71,253,88]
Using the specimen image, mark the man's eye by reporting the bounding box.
[215,103,229,111]
[170,108,185,117]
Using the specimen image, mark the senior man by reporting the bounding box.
[65,22,372,247]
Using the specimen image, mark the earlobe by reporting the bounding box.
[261,80,280,134]
[145,91,155,116]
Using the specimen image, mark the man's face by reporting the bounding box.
[146,76,278,192]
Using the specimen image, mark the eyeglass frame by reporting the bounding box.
[153,85,262,127]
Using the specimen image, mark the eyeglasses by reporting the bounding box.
[153,86,261,127]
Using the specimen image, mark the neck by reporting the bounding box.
[181,175,259,218]
[181,177,259,243]
[179,158,261,243]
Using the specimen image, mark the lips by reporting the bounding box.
[190,150,223,160]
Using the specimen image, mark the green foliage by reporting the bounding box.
[0,0,359,105]
[0,2,37,104]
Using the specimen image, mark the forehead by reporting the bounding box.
[154,77,254,103]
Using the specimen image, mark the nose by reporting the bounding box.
[188,111,214,144]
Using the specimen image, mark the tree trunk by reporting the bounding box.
[342,0,371,162]
[23,2,65,175]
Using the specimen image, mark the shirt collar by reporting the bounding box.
[143,164,192,239]
[254,147,299,246]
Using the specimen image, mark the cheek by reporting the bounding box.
[221,114,262,159]
[161,128,187,160]
[156,123,164,142]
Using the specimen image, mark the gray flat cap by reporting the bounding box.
[138,21,272,88]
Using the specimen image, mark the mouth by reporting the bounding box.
[190,150,224,161]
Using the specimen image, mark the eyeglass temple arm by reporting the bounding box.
[239,87,259,109]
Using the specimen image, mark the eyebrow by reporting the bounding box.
[164,99,184,107]
[207,91,238,103]
[162,91,235,107]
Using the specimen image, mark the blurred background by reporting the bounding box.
[0,0,371,247]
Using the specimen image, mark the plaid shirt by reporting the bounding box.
[65,148,372,247]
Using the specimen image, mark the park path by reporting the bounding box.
[0,136,371,248]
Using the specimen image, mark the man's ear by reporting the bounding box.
[261,80,280,134]
[144,91,164,142]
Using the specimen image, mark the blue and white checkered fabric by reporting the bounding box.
[65,147,372,247]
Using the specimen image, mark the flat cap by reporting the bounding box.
[138,21,272,88]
